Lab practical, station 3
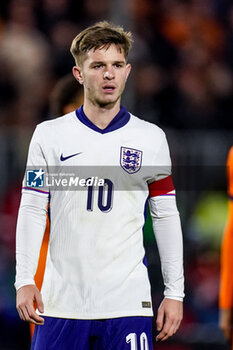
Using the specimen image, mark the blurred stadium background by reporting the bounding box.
[0,0,233,349]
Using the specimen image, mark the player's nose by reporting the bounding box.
[103,67,114,80]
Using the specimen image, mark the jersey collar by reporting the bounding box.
[75,105,130,134]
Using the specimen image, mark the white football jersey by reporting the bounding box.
[15,106,184,319]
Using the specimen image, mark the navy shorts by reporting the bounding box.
[31,316,153,350]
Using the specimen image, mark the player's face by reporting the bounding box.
[74,44,131,108]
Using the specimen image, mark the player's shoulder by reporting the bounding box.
[35,111,76,133]
[129,113,166,139]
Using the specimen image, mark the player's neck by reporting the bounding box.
[83,100,121,130]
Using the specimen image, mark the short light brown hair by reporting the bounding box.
[70,21,133,66]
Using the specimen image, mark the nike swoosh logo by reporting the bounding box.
[60,152,82,161]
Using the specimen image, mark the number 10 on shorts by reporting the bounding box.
[126,332,149,350]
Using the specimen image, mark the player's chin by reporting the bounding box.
[97,96,119,107]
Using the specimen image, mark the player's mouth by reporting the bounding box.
[102,85,116,93]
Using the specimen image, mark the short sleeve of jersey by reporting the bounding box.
[22,125,49,197]
[148,131,175,198]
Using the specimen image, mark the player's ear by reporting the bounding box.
[73,66,84,85]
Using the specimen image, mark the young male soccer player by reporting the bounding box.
[15,21,184,349]
[219,146,233,346]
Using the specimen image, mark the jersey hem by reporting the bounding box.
[38,309,154,320]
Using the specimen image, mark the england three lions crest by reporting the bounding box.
[120,147,143,174]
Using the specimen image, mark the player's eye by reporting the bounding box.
[93,64,103,69]
[114,64,123,68]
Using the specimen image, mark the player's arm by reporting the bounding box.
[219,146,233,342]
[148,133,184,341]
[15,192,48,324]
[149,190,184,341]
[15,125,49,325]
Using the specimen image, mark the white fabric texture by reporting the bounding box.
[15,192,48,290]
[149,195,184,301]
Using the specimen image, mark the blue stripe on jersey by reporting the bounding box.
[161,193,175,196]
[22,187,49,195]
[47,192,51,224]
[76,105,130,134]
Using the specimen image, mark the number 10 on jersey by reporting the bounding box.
[86,178,113,212]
